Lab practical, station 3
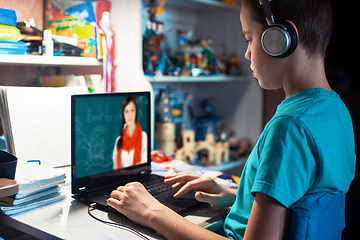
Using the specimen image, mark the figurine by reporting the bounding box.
[217,53,227,75]
[156,89,173,123]
[175,132,229,166]
[142,0,165,75]
[200,38,217,75]
[226,52,241,75]
[155,89,176,154]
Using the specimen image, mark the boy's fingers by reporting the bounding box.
[171,182,184,189]
[116,186,126,191]
[110,190,124,199]
[165,172,191,178]
[195,191,217,204]
[173,178,206,199]
[164,174,199,185]
[107,197,118,207]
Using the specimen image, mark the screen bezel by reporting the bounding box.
[71,91,151,194]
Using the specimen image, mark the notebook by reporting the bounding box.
[71,91,205,214]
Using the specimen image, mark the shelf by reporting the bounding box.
[147,75,250,83]
[0,54,102,67]
[158,0,241,11]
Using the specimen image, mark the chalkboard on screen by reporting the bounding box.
[72,92,150,179]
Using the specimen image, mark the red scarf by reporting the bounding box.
[117,122,142,168]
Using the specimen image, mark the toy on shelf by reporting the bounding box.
[175,129,195,163]
[155,89,175,154]
[222,0,239,5]
[175,36,219,77]
[181,93,194,130]
[175,94,229,166]
[143,0,173,76]
[0,8,28,55]
[45,0,98,58]
[229,138,252,160]
[175,131,229,166]
[156,89,174,123]
[200,38,217,75]
[226,52,241,76]
[217,53,227,75]
[151,150,174,163]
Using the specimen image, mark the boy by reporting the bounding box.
[107,0,356,239]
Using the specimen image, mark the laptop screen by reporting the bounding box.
[71,91,151,194]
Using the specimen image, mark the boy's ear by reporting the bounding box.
[286,20,299,40]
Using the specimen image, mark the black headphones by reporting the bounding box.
[259,0,298,58]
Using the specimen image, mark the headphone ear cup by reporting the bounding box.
[278,20,298,58]
[261,20,298,58]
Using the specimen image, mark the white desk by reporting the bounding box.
[0,168,229,240]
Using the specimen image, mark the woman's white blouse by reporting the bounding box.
[112,132,148,169]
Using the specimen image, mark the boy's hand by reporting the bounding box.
[107,182,167,227]
[164,172,237,208]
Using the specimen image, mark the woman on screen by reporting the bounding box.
[113,95,147,169]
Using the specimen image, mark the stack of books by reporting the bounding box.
[0,162,66,216]
[0,178,19,198]
[0,8,28,55]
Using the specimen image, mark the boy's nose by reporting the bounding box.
[245,49,251,61]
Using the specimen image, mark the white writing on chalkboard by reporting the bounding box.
[87,107,123,124]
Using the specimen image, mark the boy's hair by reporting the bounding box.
[242,0,333,59]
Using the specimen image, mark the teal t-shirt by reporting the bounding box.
[223,88,356,239]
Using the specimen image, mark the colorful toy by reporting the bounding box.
[143,0,169,76]
[175,131,229,166]
[155,89,176,154]
[45,0,98,58]
[200,38,217,75]
[151,150,174,163]
[226,52,241,75]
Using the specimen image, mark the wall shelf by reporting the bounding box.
[154,0,241,11]
[142,0,262,149]
[147,75,250,83]
[0,54,102,67]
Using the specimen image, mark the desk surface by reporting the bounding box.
[0,167,229,240]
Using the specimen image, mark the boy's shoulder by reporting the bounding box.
[264,88,351,139]
[262,89,343,134]
[275,88,340,118]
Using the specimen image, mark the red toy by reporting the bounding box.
[151,150,174,163]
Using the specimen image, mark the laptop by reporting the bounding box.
[71,91,205,214]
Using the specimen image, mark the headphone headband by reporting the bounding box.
[258,0,298,58]
[259,0,275,26]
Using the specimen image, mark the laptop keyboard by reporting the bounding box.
[90,188,114,203]
[141,175,174,195]
[88,175,174,203]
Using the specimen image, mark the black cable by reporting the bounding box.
[87,203,150,240]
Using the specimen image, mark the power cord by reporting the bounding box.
[87,203,150,240]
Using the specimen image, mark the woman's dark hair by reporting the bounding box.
[241,0,333,59]
[116,95,138,150]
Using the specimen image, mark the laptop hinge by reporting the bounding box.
[79,186,87,193]
[141,170,151,175]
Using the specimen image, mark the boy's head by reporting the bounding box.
[241,0,333,59]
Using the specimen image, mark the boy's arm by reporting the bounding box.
[148,205,229,240]
[107,182,229,240]
[243,192,290,240]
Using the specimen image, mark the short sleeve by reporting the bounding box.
[251,116,318,208]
